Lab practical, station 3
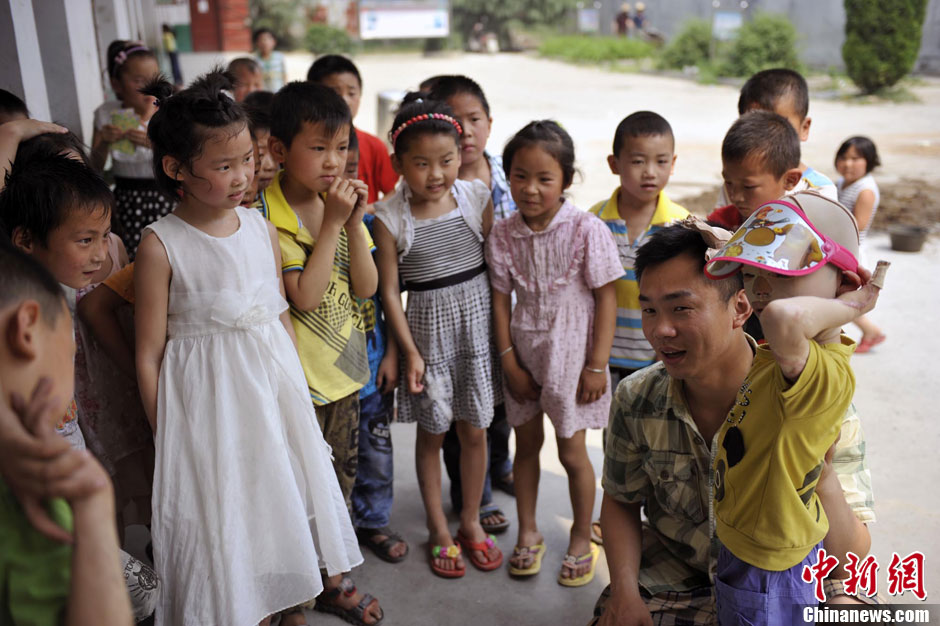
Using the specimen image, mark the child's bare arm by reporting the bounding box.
[345,184,378,299]
[578,282,617,404]
[374,219,424,393]
[494,289,539,402]
[134,233,171,432]
[852,190,877,234]
[761,269,883,380]
[266,220,297,349]
[77,285,136,376]
[66,456,134,626]
[284,180,355,311]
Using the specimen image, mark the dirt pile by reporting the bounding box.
[676,179,940,234]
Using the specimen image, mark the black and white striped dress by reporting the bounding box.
[376,179,502,434]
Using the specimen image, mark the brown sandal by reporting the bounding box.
[314,577,383,625]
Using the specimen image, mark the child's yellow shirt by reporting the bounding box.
[261,171,373,405]
[713,335,856,571]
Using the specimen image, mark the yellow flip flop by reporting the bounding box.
[508,543,546,577]
[558,543,600,587]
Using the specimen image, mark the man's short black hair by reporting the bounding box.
[737,68,809,120]
[635,223,743,302]
[0,89,29,118]
[0,239,67,324]
[721,111,800,178]
[270,81,351,148]
[612,111,674,156]
[0,153,113,246]
[306,55,362,87]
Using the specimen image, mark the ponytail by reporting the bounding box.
[145,68,248,198]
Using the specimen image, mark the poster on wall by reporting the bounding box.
[359,0,450,39]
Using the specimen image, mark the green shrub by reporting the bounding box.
[659,19,712,69]
[843,0,927,93]
[305,23,354,56]
[720,12,802,77]
[539,35,655,63]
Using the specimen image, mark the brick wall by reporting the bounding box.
[189,0,250,52]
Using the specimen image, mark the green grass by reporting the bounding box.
[538,35,655,63]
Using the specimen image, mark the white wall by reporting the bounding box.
[2,0,51,121]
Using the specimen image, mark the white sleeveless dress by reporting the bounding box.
[146,207,361,626]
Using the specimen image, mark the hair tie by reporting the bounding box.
[390,113,463,146]
[114,44,150,66]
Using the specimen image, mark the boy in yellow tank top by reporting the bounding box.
[704,191,884,624]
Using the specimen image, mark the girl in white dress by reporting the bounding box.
[135,70,361,626]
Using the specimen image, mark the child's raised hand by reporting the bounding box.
[503,358,541,403]
[1,379,105,543]
[577,367,607,404]
[344,180,370,229]
[323,177,358,228]
[837,261,887,318]
[405,351,426,394]
[0,119,68,142]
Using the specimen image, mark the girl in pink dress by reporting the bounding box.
[485,120,623,586]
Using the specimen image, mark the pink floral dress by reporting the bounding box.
[485,201,623,438]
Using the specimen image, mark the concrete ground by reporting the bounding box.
[156,52,939,622]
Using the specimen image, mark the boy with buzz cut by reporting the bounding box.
[590,111,689,378]
[709,110,804,232]
[308,55,399,204]
[263,81,383,626]
[705,191,882,624]
[1,153,114,451]
[263,81,377,506]
[0,242,133,626]
[714,68,837,210]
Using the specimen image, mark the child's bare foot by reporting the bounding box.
[510,529,544,570]
[429,530,465,577]
[316,575,383,625]
[560,535,594,580]
[278,609,305,626]
[457,519,502,567]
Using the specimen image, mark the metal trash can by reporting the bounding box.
[377,90,407,150]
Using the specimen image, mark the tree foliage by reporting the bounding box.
[658,19,711,69]
[250,0,303,49]
[720,12,802,77]
[843,0,927,93]
[451,0,579,46]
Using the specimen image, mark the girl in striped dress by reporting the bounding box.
[374,94,503,579]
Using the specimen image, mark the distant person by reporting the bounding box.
[632,2,646,30]
[308,55,399,204]
[90,41,169,258]
[227,57,264,102]
[714,68,838,209]
[161,24,183,86]
[835,135,885,352]
[253,28,286,92]
[614,3,633,36]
